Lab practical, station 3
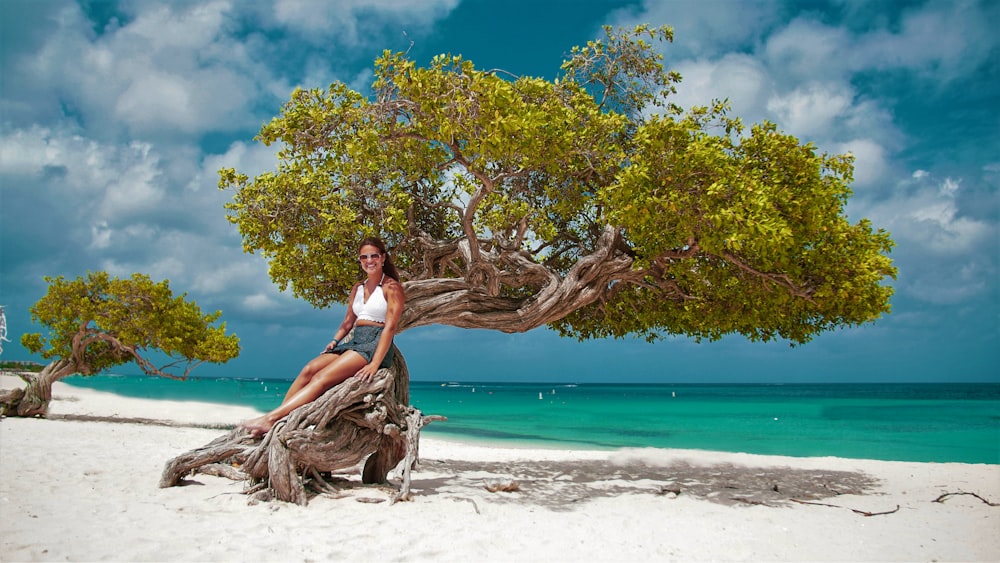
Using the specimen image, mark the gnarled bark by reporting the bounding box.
[398,225,636,332]
[0,359,76,417]
[160,347,443,505]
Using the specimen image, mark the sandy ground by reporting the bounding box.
[1,374,998,562]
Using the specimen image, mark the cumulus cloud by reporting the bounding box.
[829,138,890,188]
[243,293,282,312]
[0,126,166,219]
[195,140,282,191]
[0,122,281,322]
[271,0,460,44]
[612,0,780,59]
[765,82,853,139]
[862,172,994,304]
[885,177,991,255]
[668,54,772,123]
[762,18,855,82]
[6,1,262,139]
[854,0,998,80]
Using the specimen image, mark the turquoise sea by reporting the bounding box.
[60,375,1000,465]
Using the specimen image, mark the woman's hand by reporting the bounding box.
[355,362,379,382]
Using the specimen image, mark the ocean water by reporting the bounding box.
[59,375,1000,465]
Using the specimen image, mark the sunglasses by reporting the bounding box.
[358,253,382,261]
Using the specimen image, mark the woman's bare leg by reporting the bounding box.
[242,351,368,435]
[280,353,339,402]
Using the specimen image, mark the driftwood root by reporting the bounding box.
[161,347,444,505]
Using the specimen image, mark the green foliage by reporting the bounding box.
[219,24,895,345]
[21,272,240,378]
[576,114,895,343]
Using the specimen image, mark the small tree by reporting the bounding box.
[219,25,895,347]
[1,271,240,417]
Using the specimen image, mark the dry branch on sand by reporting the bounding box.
[932,492,999,506]
[160,347,443,505]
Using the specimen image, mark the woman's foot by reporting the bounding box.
[239,416,272,437]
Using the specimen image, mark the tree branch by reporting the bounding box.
[399,225,632,333]
[721,251,814,300]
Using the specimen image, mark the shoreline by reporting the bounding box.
[37,372,1000,465]
[2,375,999,561]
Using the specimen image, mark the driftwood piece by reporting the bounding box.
[790,498,901,516]
[391,408,446,504]
[160,347,443,505]
[932,492,999,506]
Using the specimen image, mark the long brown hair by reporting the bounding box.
[358,237,400,282]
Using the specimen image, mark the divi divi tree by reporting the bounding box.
[220,25,895,347]
[3,272,240,417]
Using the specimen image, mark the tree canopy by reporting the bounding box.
[219,24,895,345]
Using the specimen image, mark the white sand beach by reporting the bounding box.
[1,374,998,562]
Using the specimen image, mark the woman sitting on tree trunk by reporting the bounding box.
[241,237,405,437]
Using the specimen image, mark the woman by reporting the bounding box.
[241,237,405,436]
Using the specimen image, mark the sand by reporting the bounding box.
[1,374,998,562]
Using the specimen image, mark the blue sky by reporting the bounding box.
[1,0,997,384]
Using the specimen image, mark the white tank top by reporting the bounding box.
[353,276,388,323]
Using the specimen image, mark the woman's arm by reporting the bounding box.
[355,278,405,380]
[326,283,361,351]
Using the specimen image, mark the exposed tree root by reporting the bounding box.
[161,347,444,506]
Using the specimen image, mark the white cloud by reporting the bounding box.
[862,173,994,304]
[195,140,282,191]
[99,142,166,217]
[4,0,464,140]
[0,127,63,175]
[190,258,269,295]
[766,83,853,140]
[243,293,281,312]
[856,0,997,80]
[90,221,112,250]
[118,1,231,51]
[272,0,460,44]
[0,125,165,217]
[670,54,772,123]
[14,2,261,138]
[829,138,889,188]
[114,72,192,131]
[867,175,990,254]
[613,0,780,59]
[143,255,189,285]
[0,122,279,316]
[763,18,852,81]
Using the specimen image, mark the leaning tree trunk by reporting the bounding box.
[0,359,76,417]
[160,346,443,505]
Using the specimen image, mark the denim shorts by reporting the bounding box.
[327,325,394,368]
